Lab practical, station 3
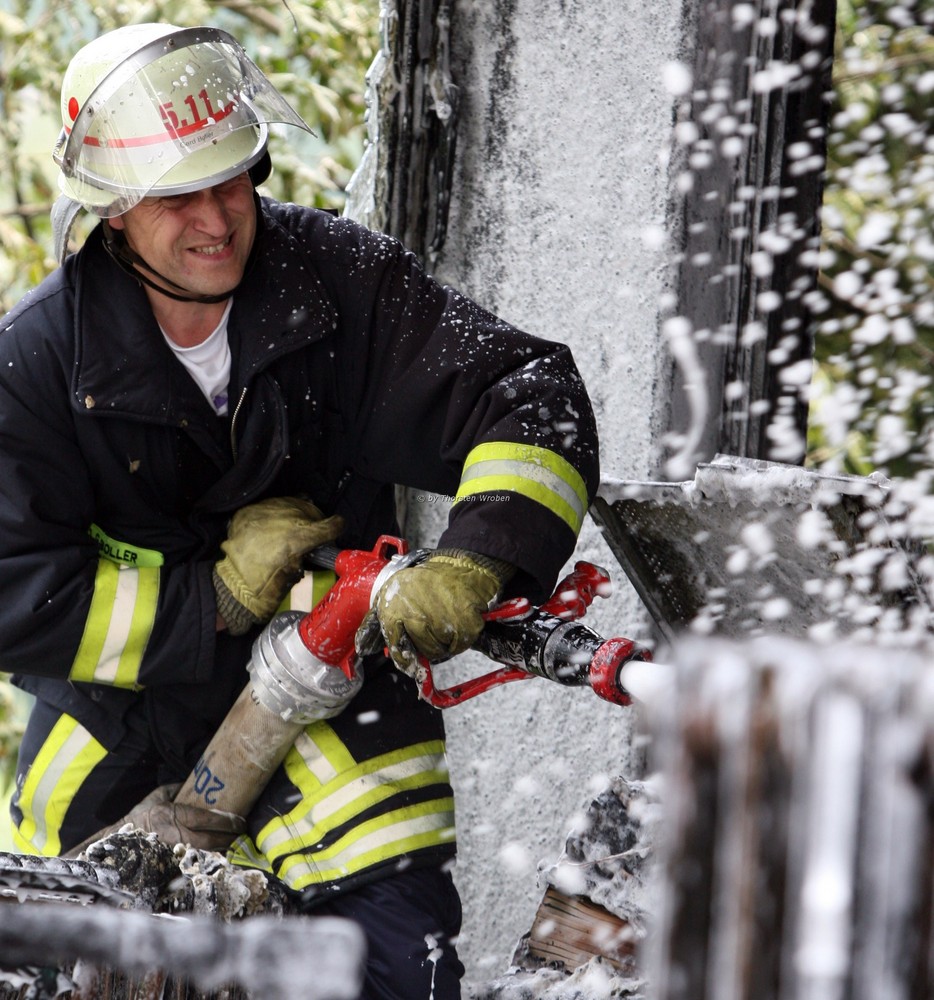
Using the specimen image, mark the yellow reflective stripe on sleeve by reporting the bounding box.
[12,714,107,856]
[456,442,589,534]
[70,560,159,688]
[276,800,456,891]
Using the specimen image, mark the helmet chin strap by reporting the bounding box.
[101,193,261,305]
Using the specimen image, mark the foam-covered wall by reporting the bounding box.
[405,0,687,980]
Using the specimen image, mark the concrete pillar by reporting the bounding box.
[418,0,685,977]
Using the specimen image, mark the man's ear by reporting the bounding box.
[108,214,126,231]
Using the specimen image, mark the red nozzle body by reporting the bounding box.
[298,536,409,678]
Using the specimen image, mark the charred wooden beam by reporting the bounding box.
[344,0,458,266]
[0,904,364,1000]
[671,0,837,466]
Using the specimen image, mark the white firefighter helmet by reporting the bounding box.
[53,23,313,217]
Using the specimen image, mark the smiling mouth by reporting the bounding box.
[192,237,232,256]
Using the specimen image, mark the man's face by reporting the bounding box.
[108,172,257,298]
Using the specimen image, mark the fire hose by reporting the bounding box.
[175,536,652,818]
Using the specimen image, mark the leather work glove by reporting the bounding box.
[122,783,246,851]
[65,783,246,858]
[356,548,514,677]
[214,497,344,636]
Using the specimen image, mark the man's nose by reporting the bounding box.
[190,189,229,232]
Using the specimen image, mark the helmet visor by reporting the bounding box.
[54,26,312,216]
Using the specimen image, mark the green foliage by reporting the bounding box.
[0,0,379,314]
[0,679,24,794]
[810,0,934,478]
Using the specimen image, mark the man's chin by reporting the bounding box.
[183,259,248,295]
[165,267,245,300]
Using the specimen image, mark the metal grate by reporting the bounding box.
[591,455,932,646]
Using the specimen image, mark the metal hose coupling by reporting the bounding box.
[175,612,363,819]
[251,611,363,723]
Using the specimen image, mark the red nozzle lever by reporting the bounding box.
[416,561,649,708]
[539,561,613,620]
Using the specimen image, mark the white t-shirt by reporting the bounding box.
[161,301,233,415]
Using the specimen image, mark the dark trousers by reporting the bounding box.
[308,865,465,1000]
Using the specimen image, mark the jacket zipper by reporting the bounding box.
[229,387,248,462]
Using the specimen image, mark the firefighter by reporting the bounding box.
[0,23,599,999]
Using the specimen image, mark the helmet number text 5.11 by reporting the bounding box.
[159,90,234,133]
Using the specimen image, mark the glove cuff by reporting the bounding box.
[431,548,515,588]
[213,566,261,636]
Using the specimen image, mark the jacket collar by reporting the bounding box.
[72,205,338,425]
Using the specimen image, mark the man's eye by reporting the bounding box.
[218,175,249,194]
[161,194,194,209]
